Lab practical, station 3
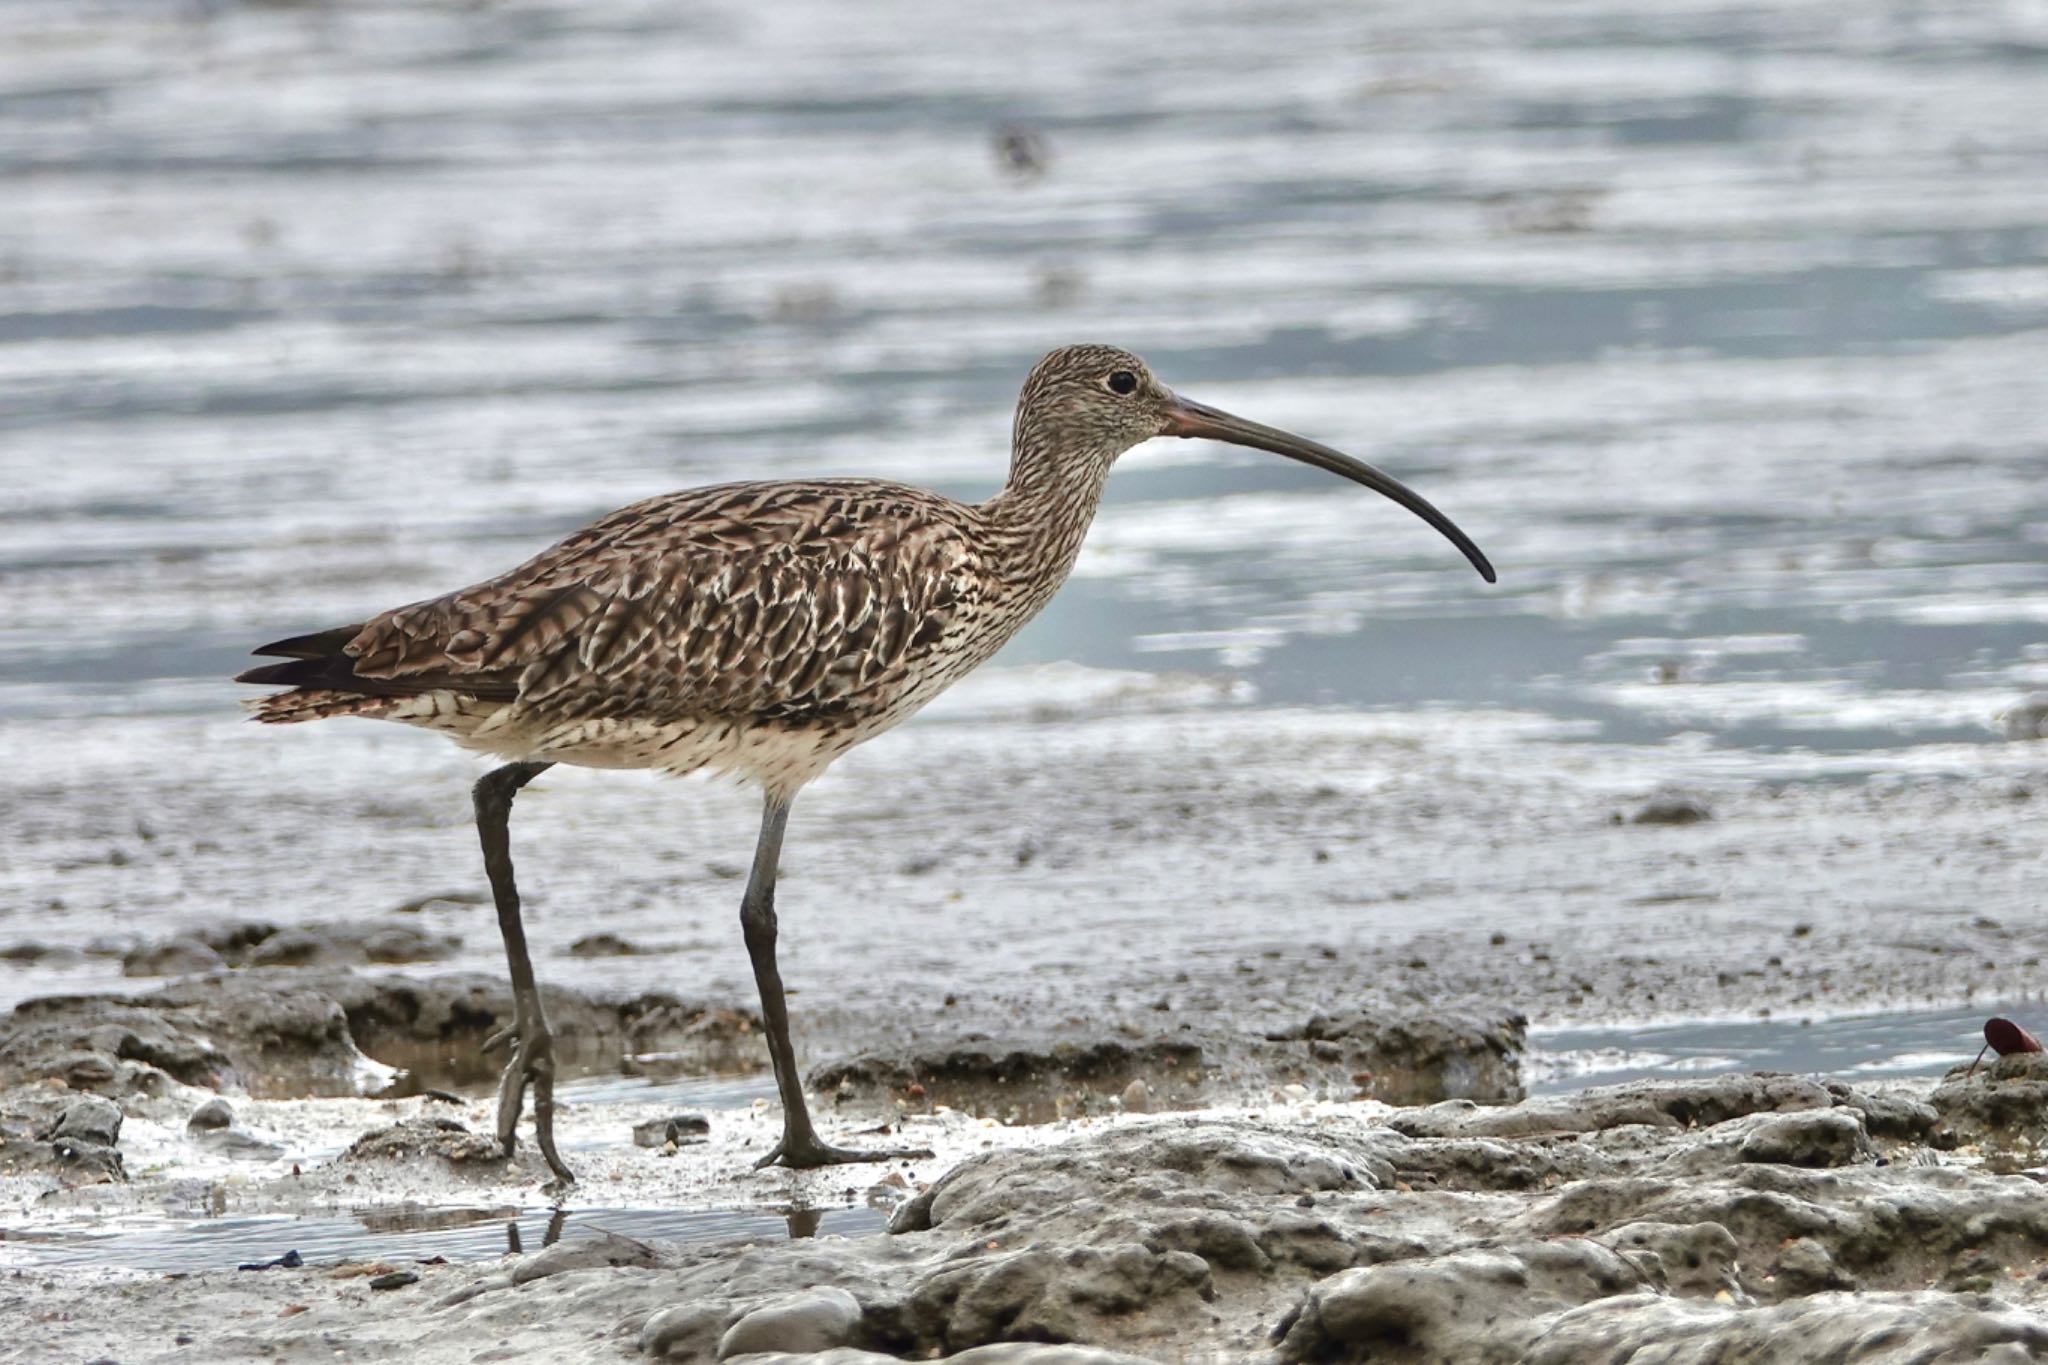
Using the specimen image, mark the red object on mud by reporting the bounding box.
[1966,1017,2043,1077]
[1986,1018,2043,1055]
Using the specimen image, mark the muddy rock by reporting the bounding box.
[1629,789,1714,824]
[0,941,84,966]
[718,1286,863,1356]
[727,1351,1164,1365]
[43,1096,126,1181]
[1821,1080,1939,1140]
[1262,1007,1525,1104]
[0,970,763,1102]
[120,936,226,978]
[0,1094,127,1183]
[0,996,237,1096]
[1736,1109,1877,1168]
[1520,1291,2048,1363]
[186,1098,234,1131]
[1593,1221,1742,1297]
[344,1117,505,1170]
[893,1119,1391,1241]
[568,932,658,957]
[1930,1052,2048,1153]
[1390,1072,1833,1140]
[312,971,762,1092]
[510,1230,660,1284]
[49,1095,122,1148]
[1271,1239,1647,1362]
[117,922,460,974]
[815,1034,1206,1123]
[183,1097,284,1158]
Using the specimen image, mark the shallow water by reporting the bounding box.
[1530,999,2036,1095]
[1,4,2046,1055]
[0,1202,884,1273]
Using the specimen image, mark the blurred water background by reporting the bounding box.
[1,1,2046,1034]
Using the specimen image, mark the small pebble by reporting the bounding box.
[369,1271,420,1290]
[187,1098,235,1132]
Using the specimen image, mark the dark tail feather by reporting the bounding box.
[236,627,518,703]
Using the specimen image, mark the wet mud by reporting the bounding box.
[10,1065,2048,1362]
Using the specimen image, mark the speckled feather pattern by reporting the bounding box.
[244,345,1145,800]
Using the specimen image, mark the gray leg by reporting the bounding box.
[742,795,932,1170]
[474,760,574,1185]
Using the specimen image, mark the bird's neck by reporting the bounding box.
[979,437,1115,594]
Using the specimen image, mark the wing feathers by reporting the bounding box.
[238,481,981,727]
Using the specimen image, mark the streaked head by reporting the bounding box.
[1014,343,1495,582]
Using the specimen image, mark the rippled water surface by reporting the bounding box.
[1,2,2045,1023]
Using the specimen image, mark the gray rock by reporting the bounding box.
[0,976,371,1098]
[716,1286,862,1358]
[1774,1235,1853,1293]
[49,1096,122,1148]
[1263,1006,1526,1105]
[511,1230,659,1285]
[187,1098,234,1132]
[120,937,225,978]
[640,1303,733,1360]
[184,1096,282,1157]
[1737,1109,1876,1168]
[1823,1081,1938,1140]
[23,1096,128,1182]
[1593,1221,1740,1298]
[1273,1239,1646,1362]
[1391,1073,1833,1140]
[1630,790,1713,824]
[1931,1051,2048,1151]
[435,1272,514,1309]
[246,929,326,967]
[569,932,656,957]
[360,926,461,964]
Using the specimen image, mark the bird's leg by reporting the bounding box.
[473,760,574,1186]
[741,795,933,1171]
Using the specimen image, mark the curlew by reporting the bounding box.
[236,344,1494,1181]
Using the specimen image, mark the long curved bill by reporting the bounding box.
[1162,395,1496,583]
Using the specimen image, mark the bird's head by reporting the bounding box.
[1012,343,1495,582]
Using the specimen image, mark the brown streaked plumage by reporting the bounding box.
[238,343,1494,1180]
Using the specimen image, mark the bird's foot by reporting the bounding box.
[493,1025,576,1186]
[753,1131,935,1171]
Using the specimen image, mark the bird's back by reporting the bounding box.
[240,478,1030,792]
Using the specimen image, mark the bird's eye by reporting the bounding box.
[1105,370,1138,396]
